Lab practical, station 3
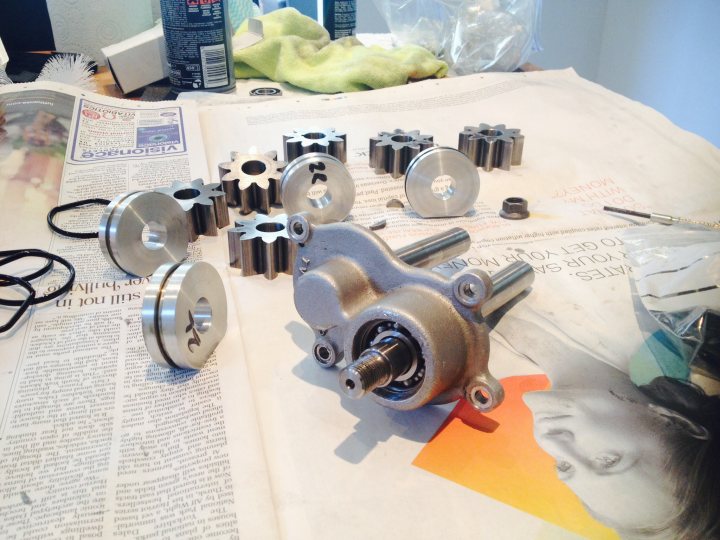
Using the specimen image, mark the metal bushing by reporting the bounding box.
[155,178,229,241]
[142,261,227,370]
[458,123,524,171]
[404,147,480,218]
[369,129,434,178]
[280,153,355,223]
[499,197,530,220]
[283,127,347,163]
[99,191,189,277]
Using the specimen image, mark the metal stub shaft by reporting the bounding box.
[458,123,524,171]
[404,147,480,218]
[283,127,347,163]
[98,191,189,278]
[369,129,434,178]
[227,213,297,279]
[142,261,228,370]
[280,153,355,224]
[155,178,229,241]
[218,151,286,214]
[340,337,414,399]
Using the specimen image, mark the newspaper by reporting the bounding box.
[0,83,277,538]
[1,70,719,539]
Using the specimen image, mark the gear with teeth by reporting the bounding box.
[227,213,297,279]
[369,129,434,178]
[218,151,286,214]
[283,127,347,163]
[155,178,229,241]
[458,123,524,171]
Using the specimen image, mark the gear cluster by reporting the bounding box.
[369,129,434,178]
[218,151,286,214]
[283,128,347,163]
[458,123,524,171]
[227,213,297,280]
[155,178,229,241]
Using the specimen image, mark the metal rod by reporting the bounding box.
[395,228,471,269]
[481,261,535,317]
[603,206,652,219]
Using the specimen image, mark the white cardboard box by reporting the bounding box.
[101,23,168,94]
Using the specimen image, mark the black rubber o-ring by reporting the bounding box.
[0,249,75,306]
[0,274,36,333]
[0,249,54,284]
[47,198,110,239]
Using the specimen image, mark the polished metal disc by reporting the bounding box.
[404,147,480,218]
[99,191,189,277]
[280,152,355,223]
[142,261,227,370]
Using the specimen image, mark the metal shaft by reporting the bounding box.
[481,261,535,317]
[339,337,413,399]
[395,227,470,269]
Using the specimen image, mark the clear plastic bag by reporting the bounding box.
[623,224,720,386]
[371,0,542,74]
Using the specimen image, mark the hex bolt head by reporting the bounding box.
[499,197,530,220]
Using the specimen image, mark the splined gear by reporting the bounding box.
[218,151,286,214]
[369,129,434,178]
[155,178,229,241]
[283,127,347,163]
[458,123,524,171]
[227,213,297,280]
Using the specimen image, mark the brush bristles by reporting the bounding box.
[37,54,97,92]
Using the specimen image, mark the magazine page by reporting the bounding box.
[198,69,720,539]
[0,82,277,538]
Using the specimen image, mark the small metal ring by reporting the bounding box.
[0,274,36,333]
[47,198,110,239]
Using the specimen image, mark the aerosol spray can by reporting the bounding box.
[319,0,356,40]
[160,0,236,93]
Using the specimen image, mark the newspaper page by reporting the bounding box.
[0,83,277,538]
[198,69,720,539]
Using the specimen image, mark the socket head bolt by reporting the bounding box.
[458,123,524,171]
[142,261,227,370]
[280,153,356,224]
[369,129,435,178]
[499,197,530,220]
[283,127,347,163]
[98,191,189,278]
[404,147,480,218]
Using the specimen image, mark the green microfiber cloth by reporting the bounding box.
[233,8,447,93]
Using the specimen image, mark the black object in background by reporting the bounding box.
[0,0,55,53]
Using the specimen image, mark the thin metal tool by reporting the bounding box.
[603,206,720,229]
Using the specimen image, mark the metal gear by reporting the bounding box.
[369,129,434,178]
[458,123,524,171]
[283,127,347,163]
[218,151,286,214]
[155,178,229,241]
[227,213,297,279]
